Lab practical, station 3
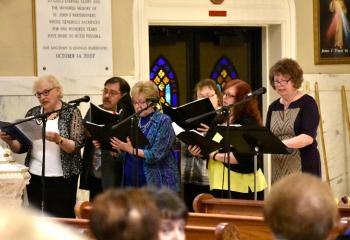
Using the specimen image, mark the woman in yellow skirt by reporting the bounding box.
[189,79,267,199]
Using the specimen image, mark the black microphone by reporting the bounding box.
[146,97,160,104]
[246,87,266,98]
[68,96,90,104]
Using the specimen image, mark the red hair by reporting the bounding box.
[223,79,262,125]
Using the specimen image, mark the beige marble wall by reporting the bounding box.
[302,74,350,198]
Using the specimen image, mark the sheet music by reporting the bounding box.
[171,122,203,136]
[14,118,43,141]
[0,117,43,145]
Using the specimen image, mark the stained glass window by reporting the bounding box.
[150,55,178,107]
[210,56,238,90]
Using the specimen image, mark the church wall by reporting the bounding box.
[294,0,350,197]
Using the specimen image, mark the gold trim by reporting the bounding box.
[32,0,38,76]
[313,0,350,64]
[314,82,330,184]
[341,86,350,143]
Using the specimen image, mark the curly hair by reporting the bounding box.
[33,75,63,99]
[223,79,262,125]
[269,58,304,89]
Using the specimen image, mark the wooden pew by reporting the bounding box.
[193,193,264,217]
[188,212,273,240]
[75,201,93,219]
[75,201,272,239]
[186,222,240,240]
[48,216,350,240]
[48,217,239,240]
[193,193,350,218]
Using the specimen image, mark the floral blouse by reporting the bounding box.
[21,102,85,178]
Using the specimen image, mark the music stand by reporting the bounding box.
[217,124,290,200]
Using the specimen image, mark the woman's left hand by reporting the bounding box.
[188,145,203,157]
[197,123,209,133]
[110,136,133,154]
[46,131,61,144]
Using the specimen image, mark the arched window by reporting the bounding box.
[150,55,179,107]
[210,56,238,90]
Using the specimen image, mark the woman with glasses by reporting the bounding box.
[0,75,84,217]
[189,79,267,200]
[266,58,321,184]
[108,81,180,192]
[181,78,222,210]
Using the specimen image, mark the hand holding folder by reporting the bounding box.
[84,118,149,151]
[0,118,42,146]
[84,101,144,151]
[172,123,222,156]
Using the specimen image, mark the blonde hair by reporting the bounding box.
[131,81,159,100]
[33,75,64,99]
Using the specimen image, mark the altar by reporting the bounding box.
[0,147,30,207]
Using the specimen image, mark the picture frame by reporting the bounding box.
[313,0,350,64]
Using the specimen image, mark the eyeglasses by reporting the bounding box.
[198,93,217,99]
[102,89,121,97]
[274,78,291,86]
[34,87,56,98]
[223,92,236,98]
[132,100,147,106]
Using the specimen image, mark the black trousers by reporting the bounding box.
[183,183,211,212]
[87,174,103,201]
[27,173,78,218]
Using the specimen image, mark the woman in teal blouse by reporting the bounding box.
[110,81,180,192]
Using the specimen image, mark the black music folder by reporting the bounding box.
[89,94,134,125]
[89,103,120,125]
[162,97,217,131]
[0,118,42,146]
[84,118,149,151]
[172,123,222,156]
[217,124,290,155]
[116,94,135,120]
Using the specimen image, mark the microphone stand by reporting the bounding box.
[111,101,156,187]
[5,102,82,213]
[185,94,259,125]
[185,92,264,199]
[222,106,232,198]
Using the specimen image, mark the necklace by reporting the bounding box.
[282,91,299,110]
[47,112,59,120]
[138,113,154,131]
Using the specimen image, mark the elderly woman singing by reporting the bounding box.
[109,81,179,192]
[0,75,85,217]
